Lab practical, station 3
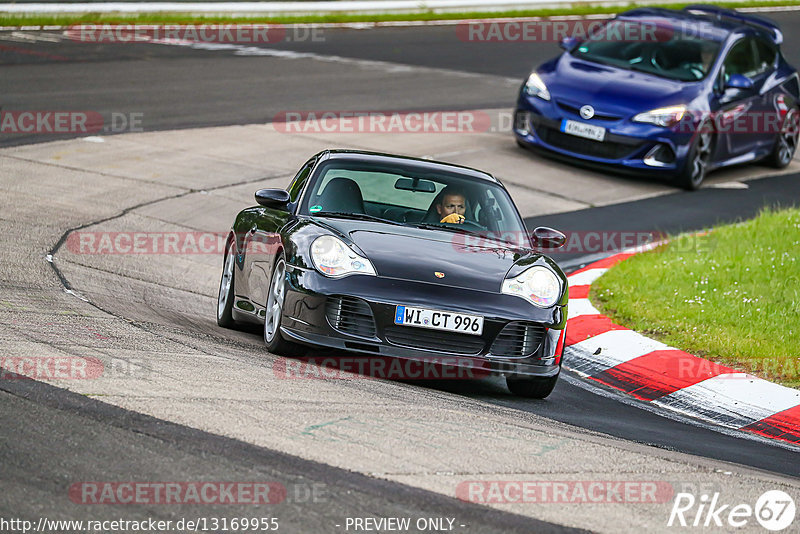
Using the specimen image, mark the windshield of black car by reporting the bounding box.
[571,20,722,81]
[299,161,530,246]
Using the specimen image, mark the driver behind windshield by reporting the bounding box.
[436,186,467,223]
[679,41,718,79]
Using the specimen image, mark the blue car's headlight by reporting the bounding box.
[310,235,376,278]
[632,105,688,127]
[523,72,551,101]
[502,266,561,308]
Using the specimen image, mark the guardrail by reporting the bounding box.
[0,0,777,15]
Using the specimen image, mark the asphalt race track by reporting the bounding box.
[1,10,800,533]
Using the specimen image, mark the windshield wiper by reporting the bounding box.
[572,54,628,71]
[313,211,404,226]
[627,63,678,80]
[413,222,529,247]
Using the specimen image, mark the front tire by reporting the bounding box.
[263,255,303,355]
[506,373,559,399]
[765,107,799,169]
[217,240,237,329]
[675,121,713,191]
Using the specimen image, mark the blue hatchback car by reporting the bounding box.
[514,5,800,189]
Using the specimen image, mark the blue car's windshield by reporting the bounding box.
[299,160,530,246]
[572,20,722,81]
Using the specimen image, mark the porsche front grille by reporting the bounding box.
[490,322,545,358]
[325,296,376,339]
[384,326,485,355]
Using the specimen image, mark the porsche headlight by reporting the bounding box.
[310,235,376,278]
[502,266,561,308]
[632,105,687,127]
[523,72,551,101]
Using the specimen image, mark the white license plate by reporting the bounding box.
[561,119,606,141]
[394,305,484,336]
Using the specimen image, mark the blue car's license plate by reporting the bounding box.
[561,119,606,142]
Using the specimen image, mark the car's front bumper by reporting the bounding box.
[278,266,566,379]
[513,94,695,175]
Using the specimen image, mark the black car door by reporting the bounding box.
[242,158,314,308]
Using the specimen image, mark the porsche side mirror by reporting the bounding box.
[255,188,291,210]
[725,74,754,90]
[531,226,567,249]
[560,36,580,51]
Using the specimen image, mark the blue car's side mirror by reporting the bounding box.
[560,36,580,51]
[725,73,754,90]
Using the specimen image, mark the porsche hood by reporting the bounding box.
[349,229,529,292]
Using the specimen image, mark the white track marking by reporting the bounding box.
[567,268,608,287]
[136,38,520,82]
[567,329,668,370]
[0,31,63,43]
[656,374,800,428]
[10,31,63,42]
[567,298,600,318]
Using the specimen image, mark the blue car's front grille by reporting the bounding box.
[537,126,643,160]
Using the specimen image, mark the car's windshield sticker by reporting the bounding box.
[310,205,322,213]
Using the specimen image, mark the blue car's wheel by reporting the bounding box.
[766,107,800,169]
[676,121,713,190]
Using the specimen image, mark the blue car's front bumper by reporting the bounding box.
[514,94,695,175]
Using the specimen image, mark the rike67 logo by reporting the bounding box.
[668,490,796,531]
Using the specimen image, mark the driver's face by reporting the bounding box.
[701,49,715,68]
[437,194,466,217]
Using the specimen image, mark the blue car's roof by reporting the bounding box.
[618,5,783,44]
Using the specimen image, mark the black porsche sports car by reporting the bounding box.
[217,150,569,398]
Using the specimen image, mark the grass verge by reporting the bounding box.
[591,207,800,389]
[1,0,799,27]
